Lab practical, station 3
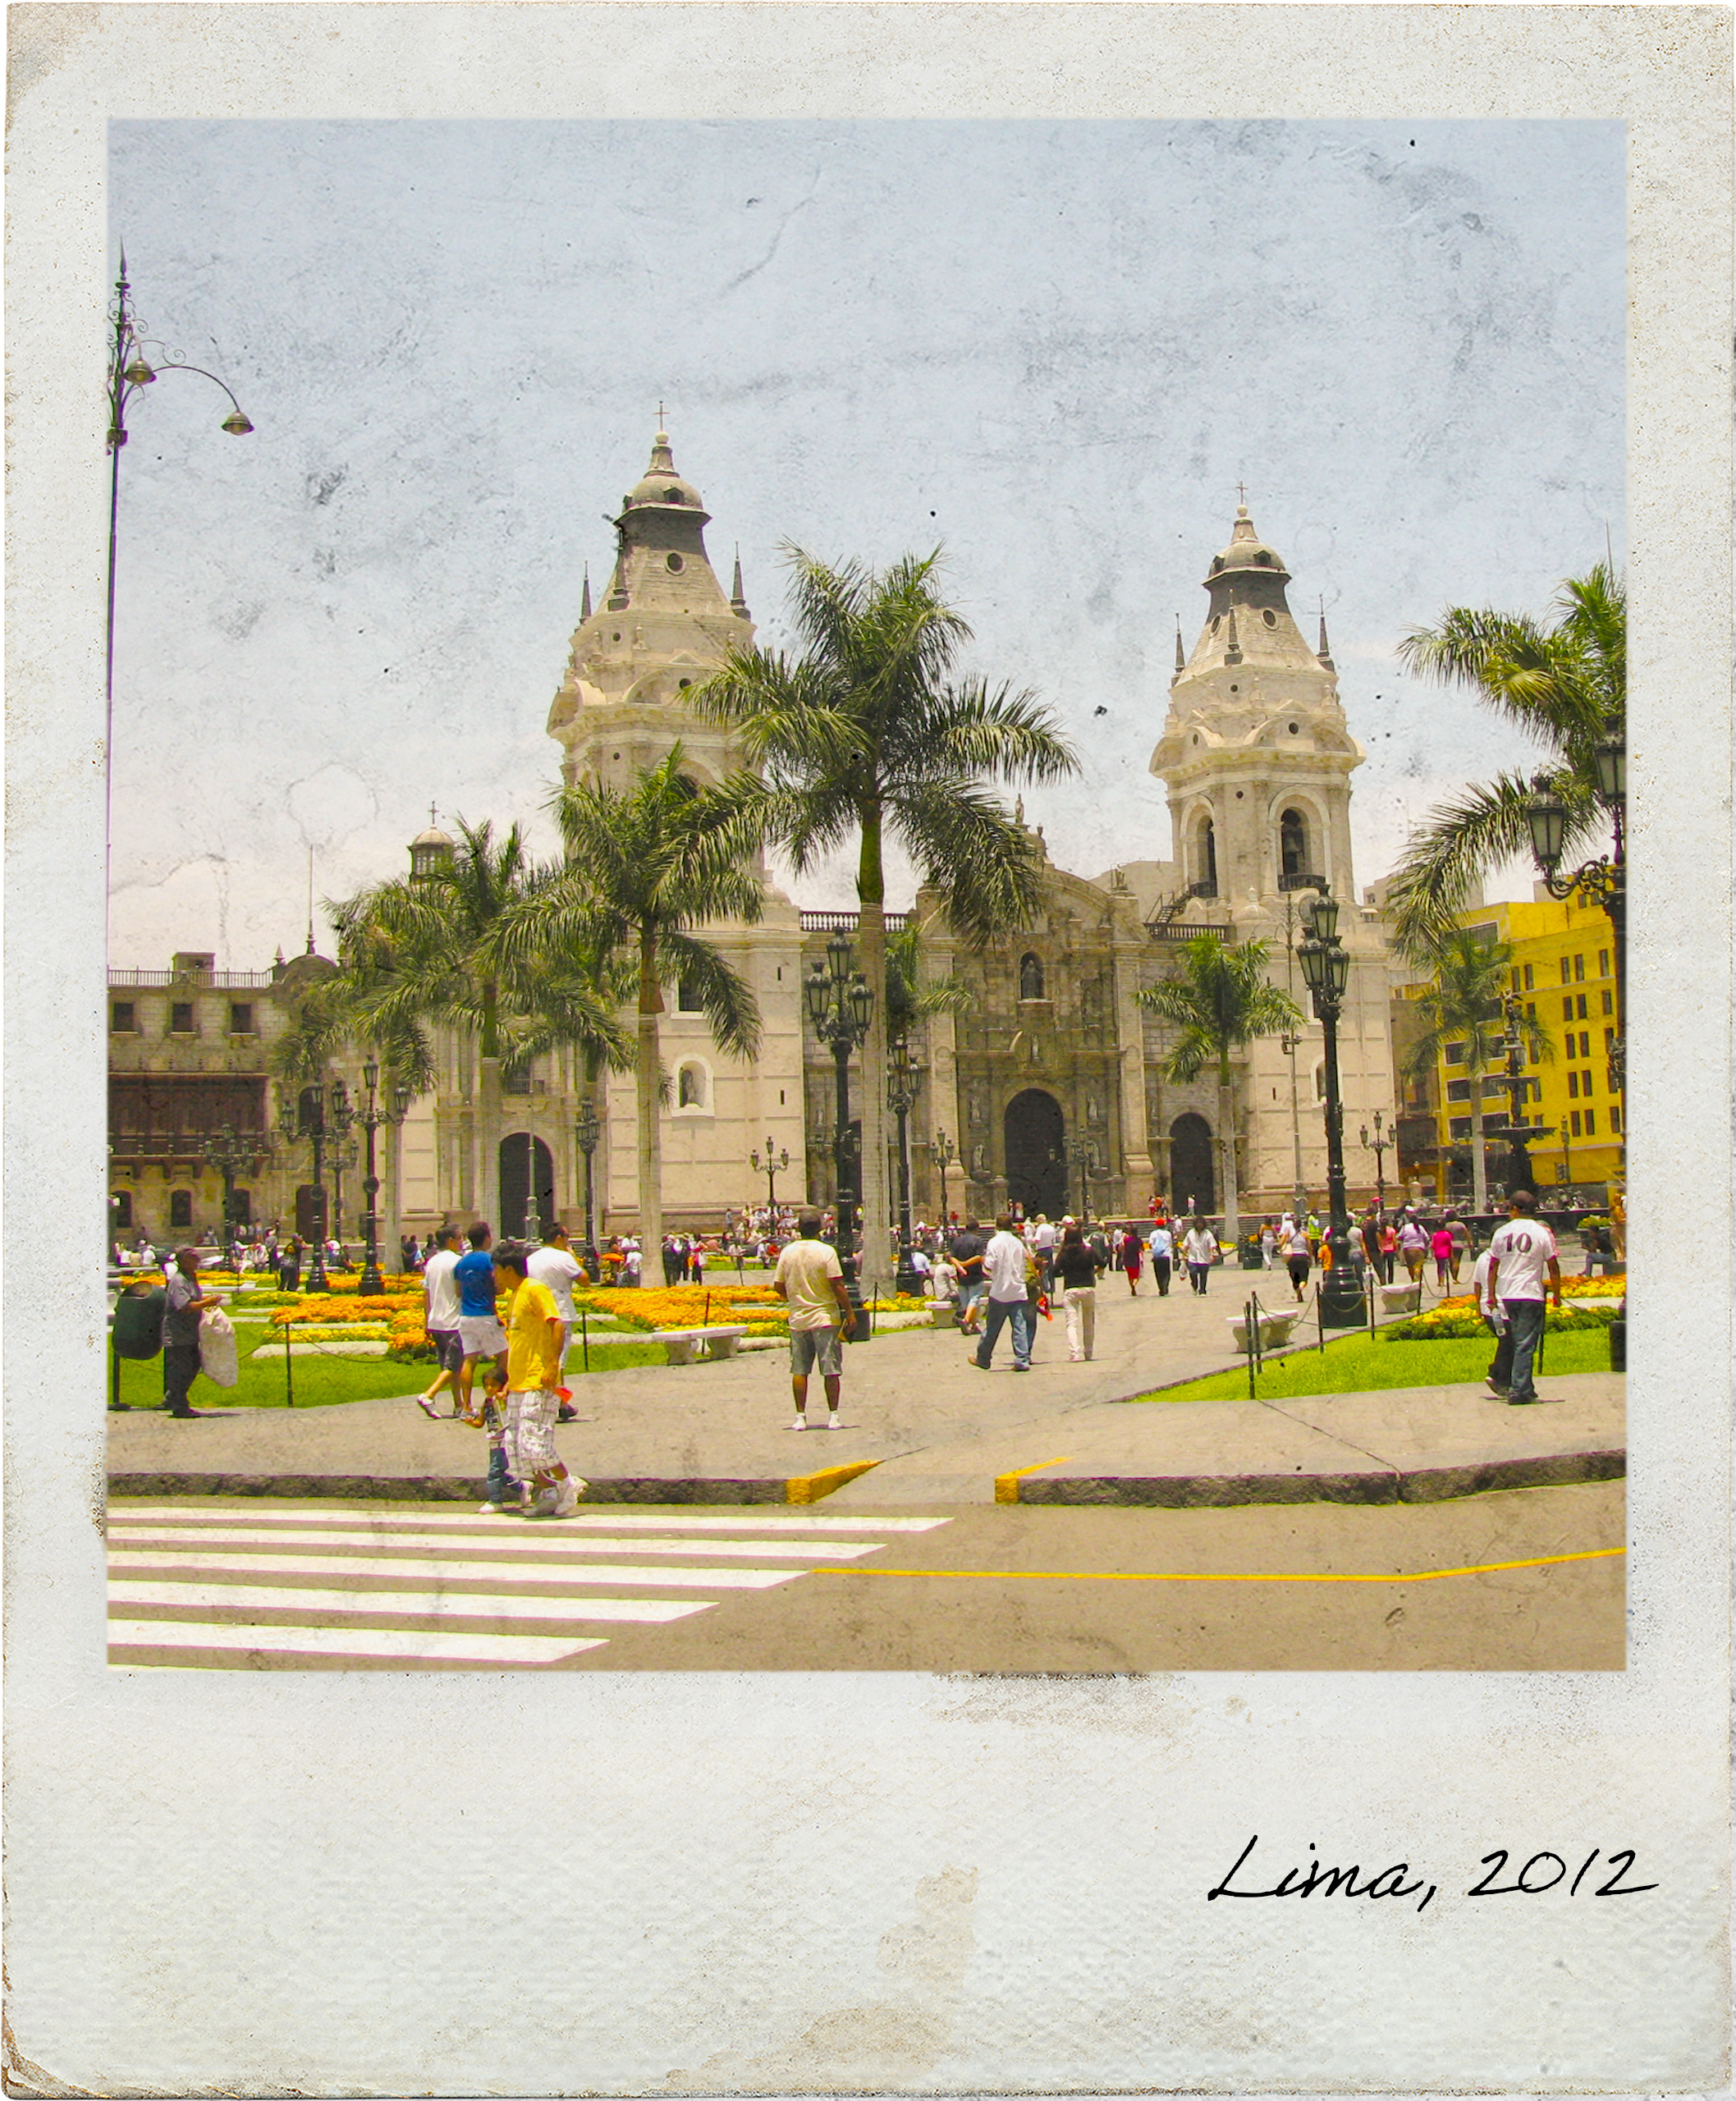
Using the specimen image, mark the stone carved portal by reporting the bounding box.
[1169,1112,1216,1214]
[500,1133,557,1238]
[1004,1089,1066,1218]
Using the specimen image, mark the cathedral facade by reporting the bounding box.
[389,432,1402,1240]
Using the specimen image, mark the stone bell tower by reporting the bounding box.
[547,424,757,790]
[1149,504,1363,911]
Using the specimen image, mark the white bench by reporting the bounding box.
[651,1325,752,1366]
[1377,1281,1422,1315]
[1229,1310,1303,1354]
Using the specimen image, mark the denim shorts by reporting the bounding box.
[790,1325,844,1377]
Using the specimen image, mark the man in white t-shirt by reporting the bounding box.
[416,1225,465,1418]
[1484,1191,1562,1404]
[773,1211,857,1430]
[970,1214,1035,1371]
[527,1224,583,1419]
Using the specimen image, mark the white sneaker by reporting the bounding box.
[789,1416,808,1431]
[827,1416,846,1430]
[478,1499,518,1514]
[540,1477,582,1519]
[417,1395,441,1418]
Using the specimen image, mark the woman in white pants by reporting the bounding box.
[1054,1224,1103,1363]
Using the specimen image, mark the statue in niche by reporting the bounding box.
[971,1143,987,1176]
[967,1085,987,1127]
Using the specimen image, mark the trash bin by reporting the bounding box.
[112,1283,166,1360]
[1608,1316,1625,1373]
[846,1302,873,1343]
[1237,1233,1263,1270]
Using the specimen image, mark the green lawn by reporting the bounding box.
[1134,1325,1618,1406]
[109,1338,674,1412]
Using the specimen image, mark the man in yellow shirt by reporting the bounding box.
[492,1243,585,1519]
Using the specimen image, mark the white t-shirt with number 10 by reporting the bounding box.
[1487,1217,1558,1300]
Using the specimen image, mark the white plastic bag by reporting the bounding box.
[197,1305,240,1389]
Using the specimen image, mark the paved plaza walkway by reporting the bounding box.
[108,1270,1624,1509]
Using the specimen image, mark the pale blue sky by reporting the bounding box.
[107,118,1624,965]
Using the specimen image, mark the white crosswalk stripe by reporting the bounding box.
[108,1504,950,1669]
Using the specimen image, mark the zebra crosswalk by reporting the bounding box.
[107,1504,951,1670]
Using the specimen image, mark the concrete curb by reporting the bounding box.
[109,1470,863,1506]
[1012,1448,1626,1508]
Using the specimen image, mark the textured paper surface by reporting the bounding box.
[4,7,1730,2093]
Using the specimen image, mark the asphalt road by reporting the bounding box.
[108,1481,1624,1673]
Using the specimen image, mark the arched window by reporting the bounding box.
[169,1189,193,1229]
[676,1063,709,1111]
[1280,808,1308,879]
[1192,813,1218,895]
[1018,953,1045,1000]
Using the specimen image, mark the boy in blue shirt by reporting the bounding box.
[453,1221,507,1419]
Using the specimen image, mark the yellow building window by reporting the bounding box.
[1573,954,1586,982]
[1597,949,1610,977]
[1584,1109,1596,1135]
[1570,1110,1582,1136]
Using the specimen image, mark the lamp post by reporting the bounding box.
[327,1080,355,1256]
[749,1137,790,1216]
[1525,716,1626,1102]
[105,257,254,857]
[1063,1132,1097,1229]
[805,931,875,1330]
[575,1097,602,1278]
[929,1129,957,1227]
[886,1037,924,1296]
[202,1123,264,1257]
[353,1060,392,1296]
[1488,993,1547,1198]
[1358,1108,1392,1216]
[277,1085,330,1291]
[1294,888,1364,1328]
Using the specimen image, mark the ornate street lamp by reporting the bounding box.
[352,1059,394,1296]
[1294,889,1363,1328]
[105,257,254,856]
[575,1097,602,1277]
[805,934,875,1331]
[1063,1132,1098,1229]
[749,1136,790,1215]
[1525,714,1626,1100]
[203,1123,265,1256]
[1358,1107,1392,1216]
[277,1084,330,1291]
[326,1079,356,1256]
[886,1037,924,1295]
[929,1128,957,1227]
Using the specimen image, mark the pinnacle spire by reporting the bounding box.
[1317,599,1334,666]
[731,543,750,619]
[1224,606,1243,666]
[1174,620,1185,672]
[648,414,675,474]
[580,564,592,620]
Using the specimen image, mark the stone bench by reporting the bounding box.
[651,1325,752,1366]
[1377,1281,1422,1315]
[1228,1310,1303,1354]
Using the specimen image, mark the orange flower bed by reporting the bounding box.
[579,1284,784,1332]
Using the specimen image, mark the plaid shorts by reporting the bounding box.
[506,1388,559,1478]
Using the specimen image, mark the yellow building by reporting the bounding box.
[1406,893,1624,1205]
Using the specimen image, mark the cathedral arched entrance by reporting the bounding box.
[500,1133,557,1239]
[1004,1090,1065,1219]
[1169,1113,1216,1215]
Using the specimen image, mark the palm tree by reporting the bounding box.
[1135,935,1302,1241]
[1401,929,1553,1214]
[1386,563,1624,959]
[697,546,1079,1293]
[332,817,626,1232]
[497,748,766,1260]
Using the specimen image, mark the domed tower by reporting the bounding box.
[1149,505,1363,911]
[547,426,756,791]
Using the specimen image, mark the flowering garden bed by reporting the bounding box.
[1384,1275,1624,1343]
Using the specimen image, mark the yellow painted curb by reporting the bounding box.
[994,1456,1074,1505]
[786,1459,880,1505]
[808,1546,1626,1584]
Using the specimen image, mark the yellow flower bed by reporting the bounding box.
[272,1292,425,1327]
[578,1284,785,1332]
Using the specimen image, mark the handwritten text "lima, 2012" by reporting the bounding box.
[1207,1836,1658,1913]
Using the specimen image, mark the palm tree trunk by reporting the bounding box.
[1218,1055,1240,1243]
[1470,1102,1489,1214]
[477,986,502,1234]
[635,933,664,1257]
[854,808,891,1302]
